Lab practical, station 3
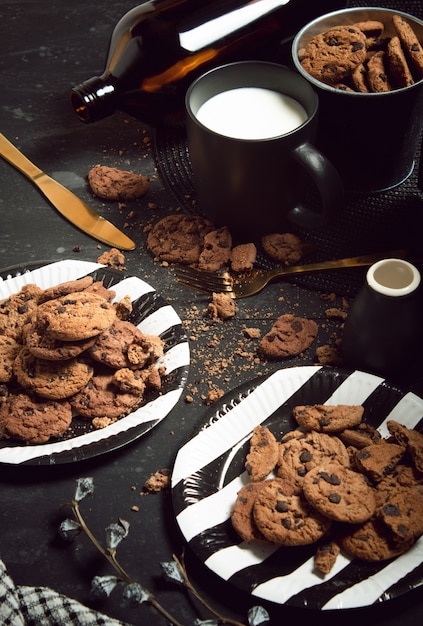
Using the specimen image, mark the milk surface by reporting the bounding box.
[196,87,308,139]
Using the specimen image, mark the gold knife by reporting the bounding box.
[0,133,136,251]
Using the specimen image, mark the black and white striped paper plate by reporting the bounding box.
[0,260,190,465]
[172,366,423,609]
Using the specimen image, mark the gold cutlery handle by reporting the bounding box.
[266,250,409,279]
[0,133,44,182]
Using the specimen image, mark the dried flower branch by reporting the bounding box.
[59,478,269,626]
[165,553,247,626]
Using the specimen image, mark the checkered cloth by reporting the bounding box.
[0,559,131,626]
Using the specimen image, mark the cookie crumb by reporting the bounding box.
[97,248,126,270]
[316,343,343,366]
[206,292,236,320]
[204,388,225,405]
[142,468,171,493]
[92,416,116,429]
[244,327,261,339]
[325,307,347,320]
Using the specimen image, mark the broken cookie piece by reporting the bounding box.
[88,165,150,201]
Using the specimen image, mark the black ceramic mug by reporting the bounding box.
[292,7,423,194]
[185,61,343,238]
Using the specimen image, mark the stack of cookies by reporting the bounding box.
[0,276,165,444]
[299,14,423,92]
[231,406,423,572]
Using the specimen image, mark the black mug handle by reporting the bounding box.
[289,142,344,228]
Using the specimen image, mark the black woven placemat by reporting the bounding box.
[153,0,423,297]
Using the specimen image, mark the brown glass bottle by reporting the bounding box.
[70,0,345,125]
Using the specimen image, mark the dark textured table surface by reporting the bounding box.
[1,1,423,625]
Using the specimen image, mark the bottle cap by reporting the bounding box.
[70,77,119,123]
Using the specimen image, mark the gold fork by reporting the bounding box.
[174,250,413,298]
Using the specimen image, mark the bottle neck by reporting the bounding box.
[70,77,119,123]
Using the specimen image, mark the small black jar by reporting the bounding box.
[342,259,423,378]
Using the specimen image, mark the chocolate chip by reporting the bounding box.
[352,42,364,52]
[357,449,371,460]
[326,36,339,46]
[383,503,400,517]
[282,518,291,530]
[276,500,289,513]
[328,493,341,504]
[299,450,313,463]
[318,544,333,554]
[322,65,339,77]
[320,471,341,485]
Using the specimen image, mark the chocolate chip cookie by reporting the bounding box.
[245,425,279,482]
[0,392,72,443]
[0,335,21,382]
[259,314,318,359]
[0,284,42,342]
[14,348,94,400]
[377,487,423,545]
[38,275,94,303]
[197,227,232,271]
[231,479,294,543]
[293,404,364,433]
[88,165,150,201]
[387,35,415,87]
[253,480,332,546]
[147,214,215,264]
[89,319,163,370]
[393,14,423,77]
[261,232,311,264]
[277,430,350,490]
[24,318,96,361]
[341,518,413,562]
[70,371,142,420]
[300,25,367,85]
[355,441,405,482]
[303,462,376,524]
[367,50,392,92]
[37,291,116,341]
[387,420,423,473]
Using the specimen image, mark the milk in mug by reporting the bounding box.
[196,87,308,139]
